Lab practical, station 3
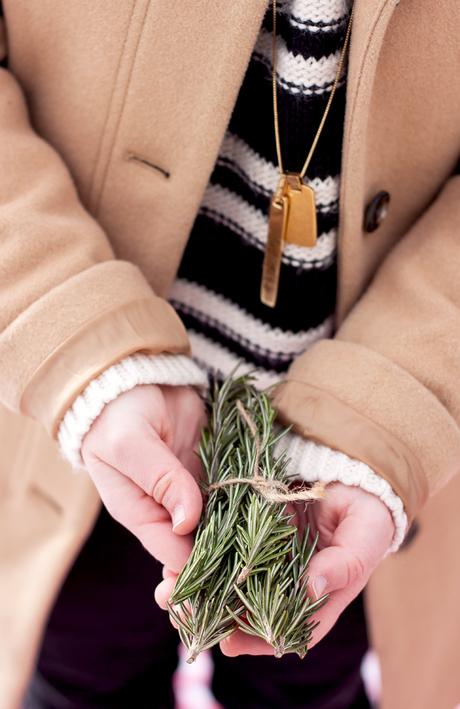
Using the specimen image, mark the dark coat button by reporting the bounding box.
[363,190,390,232]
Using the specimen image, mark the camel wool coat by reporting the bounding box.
[0,1,460,707]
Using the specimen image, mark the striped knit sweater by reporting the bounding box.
[58,0,407,550]
[170,0,348,384]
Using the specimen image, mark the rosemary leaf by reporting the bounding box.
[168,374,326,661]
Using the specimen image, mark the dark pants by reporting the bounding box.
[25,509,370,709]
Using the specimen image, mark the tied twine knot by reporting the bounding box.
[208,400,325,504]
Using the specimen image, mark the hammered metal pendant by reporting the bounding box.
[261,174,317,307]
[261,185,289,308]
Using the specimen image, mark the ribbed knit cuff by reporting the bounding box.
[58,353,208,469]
[276,432,408,553]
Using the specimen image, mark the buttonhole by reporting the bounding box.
[125,151,171,179]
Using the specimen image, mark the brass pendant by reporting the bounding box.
[283,174,317,247]
[260,188,289,308]
[260,174,317,307]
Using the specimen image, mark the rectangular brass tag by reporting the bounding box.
[283,174,317,247]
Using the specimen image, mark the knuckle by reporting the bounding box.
[345,552,366,588]
[150,468,182,506]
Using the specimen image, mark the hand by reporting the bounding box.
[81,384,206,573]
[220,483,394,656]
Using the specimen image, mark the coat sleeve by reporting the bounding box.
[274,174,460,524]
[0,37,190,437]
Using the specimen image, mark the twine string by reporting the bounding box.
[207,399,325,504]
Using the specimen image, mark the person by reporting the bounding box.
[0,1,459,708]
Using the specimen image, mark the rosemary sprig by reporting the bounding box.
[231,530,325,658]
[168,374,326,662]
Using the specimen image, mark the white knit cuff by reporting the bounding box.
[276,432,408,554]
[58,353,208,469]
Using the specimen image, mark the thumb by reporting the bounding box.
[144,433,203,535]
[305,496,393,648]
[307,544,366,600]
[308,495,393,599]
[89,423,203,535]
[305,539,374,649]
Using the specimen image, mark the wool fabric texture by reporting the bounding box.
[58,0,406,548]
[1,1,460,705]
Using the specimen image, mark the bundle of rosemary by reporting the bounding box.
[168,375,326,663]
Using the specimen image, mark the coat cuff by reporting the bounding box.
[276,432,408,553]
[272,341,446,524]
[0,261,191,436]
[58,353,208,469]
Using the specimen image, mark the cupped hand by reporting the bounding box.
[81,384,206,573]
[218,482,395,656]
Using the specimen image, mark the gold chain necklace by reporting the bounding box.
[260,1,354,307]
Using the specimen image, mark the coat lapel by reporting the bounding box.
[93,0,269,295]
[337,0,398,321]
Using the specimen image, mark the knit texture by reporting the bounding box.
[57,354,208,468]
[169,0,352,388]
[276,431,408,552]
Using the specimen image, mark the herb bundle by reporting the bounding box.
[168,375,326,663]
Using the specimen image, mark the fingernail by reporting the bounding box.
[312,575,327,598]
[172,505,186,531]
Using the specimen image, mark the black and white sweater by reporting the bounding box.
[58,0,406,550]
[170,1,347,382]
